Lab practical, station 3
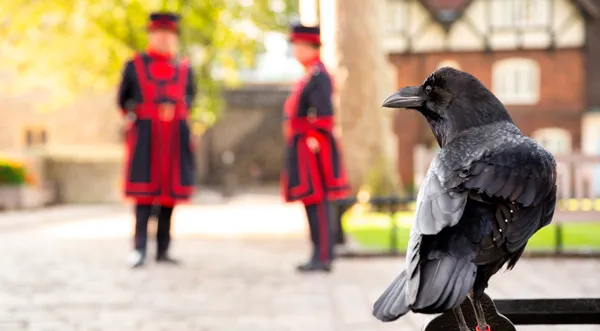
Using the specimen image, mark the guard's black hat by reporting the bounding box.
[148,12,181,34]
[290,23,321,46]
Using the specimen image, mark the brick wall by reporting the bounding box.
[389,49,586,187]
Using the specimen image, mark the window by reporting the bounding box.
[40,129,47,144]
[491,0,550,28]
[22,126,48,147]
[492,58,540,105]
[384,0,406,35]
[436,60,461,70]
[532,128,572,155]
[25,130,34,147]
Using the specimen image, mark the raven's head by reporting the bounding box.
[382,67,513,147]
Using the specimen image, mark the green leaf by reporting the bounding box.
[0,0,297,120]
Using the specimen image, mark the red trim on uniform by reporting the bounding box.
[300,56,322,70]
[311,65,349,199]
[284,117,348,203]
[135,197,155,205]
[326,139,351,199]
[123,122,138,196]
[288,141,309,197]
[171,60,193,198]
[123,52,194,203]
[291,32,321,45]
[148,20,178,32]
[288,139,324,204]
[124,54,160,194]
[281,62,350,204]
[280,172,289,202]
[317,201,330,262]
[160,110,169,204]
[288,117,348,198]
[146,48,174,60]
[181,58,195,179]
[318,133,350,191]
[134,105,186,119]
[289,117,333,133]
[132,54,156,101]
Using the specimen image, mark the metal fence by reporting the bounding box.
[423,294,600,330]
[332,195,600,258]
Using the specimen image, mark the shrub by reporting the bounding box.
[0,159,34,185]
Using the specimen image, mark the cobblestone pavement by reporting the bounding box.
[0,196,599,331]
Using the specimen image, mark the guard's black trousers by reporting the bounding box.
[305,200,334,263]
[133,204,174,257]
[334,204,347,245]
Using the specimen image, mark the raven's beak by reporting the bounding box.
[381,86,425,109]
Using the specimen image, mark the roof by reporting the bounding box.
[419,0,600,28]
[419,0,472,28]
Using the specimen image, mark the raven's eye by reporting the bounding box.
[425,86,432,94]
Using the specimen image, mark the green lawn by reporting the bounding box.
[343,211,600,252]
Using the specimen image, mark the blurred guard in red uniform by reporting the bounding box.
[281,24,351,273]
[117,12,197,268]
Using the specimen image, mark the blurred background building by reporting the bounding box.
[382,0,600,194]
[1,0,600,207]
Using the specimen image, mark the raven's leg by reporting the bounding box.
[467,293,490,331]
[452,307,471,331]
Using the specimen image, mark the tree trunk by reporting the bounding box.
[329,0,402,196]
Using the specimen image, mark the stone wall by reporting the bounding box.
[200,84,291,186]
[43,146,124,204]
[1,146,124,205]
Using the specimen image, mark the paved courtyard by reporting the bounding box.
[0,191,599,331]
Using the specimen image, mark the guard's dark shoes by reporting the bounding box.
[296,261,331,273]
[128,251,145,269]
[156,254,180,265]
[132,260,145,268]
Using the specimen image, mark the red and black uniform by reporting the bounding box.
[117,12,196,263]
[118,50,196,205]
[282,25,351,270]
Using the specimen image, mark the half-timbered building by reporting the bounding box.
[382,0,600,190]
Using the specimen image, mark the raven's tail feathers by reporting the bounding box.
[412,255,477,314]
[372,270,410,322]
[373,256,477,322]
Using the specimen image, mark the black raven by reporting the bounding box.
[372,67,557,331]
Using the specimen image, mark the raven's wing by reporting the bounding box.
[403,154,468,302]
[374,152,471,320]
[463,138,557,253]
[374,125,557,320]
[406,134,557,299]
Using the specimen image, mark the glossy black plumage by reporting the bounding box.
[373,67,557,322]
